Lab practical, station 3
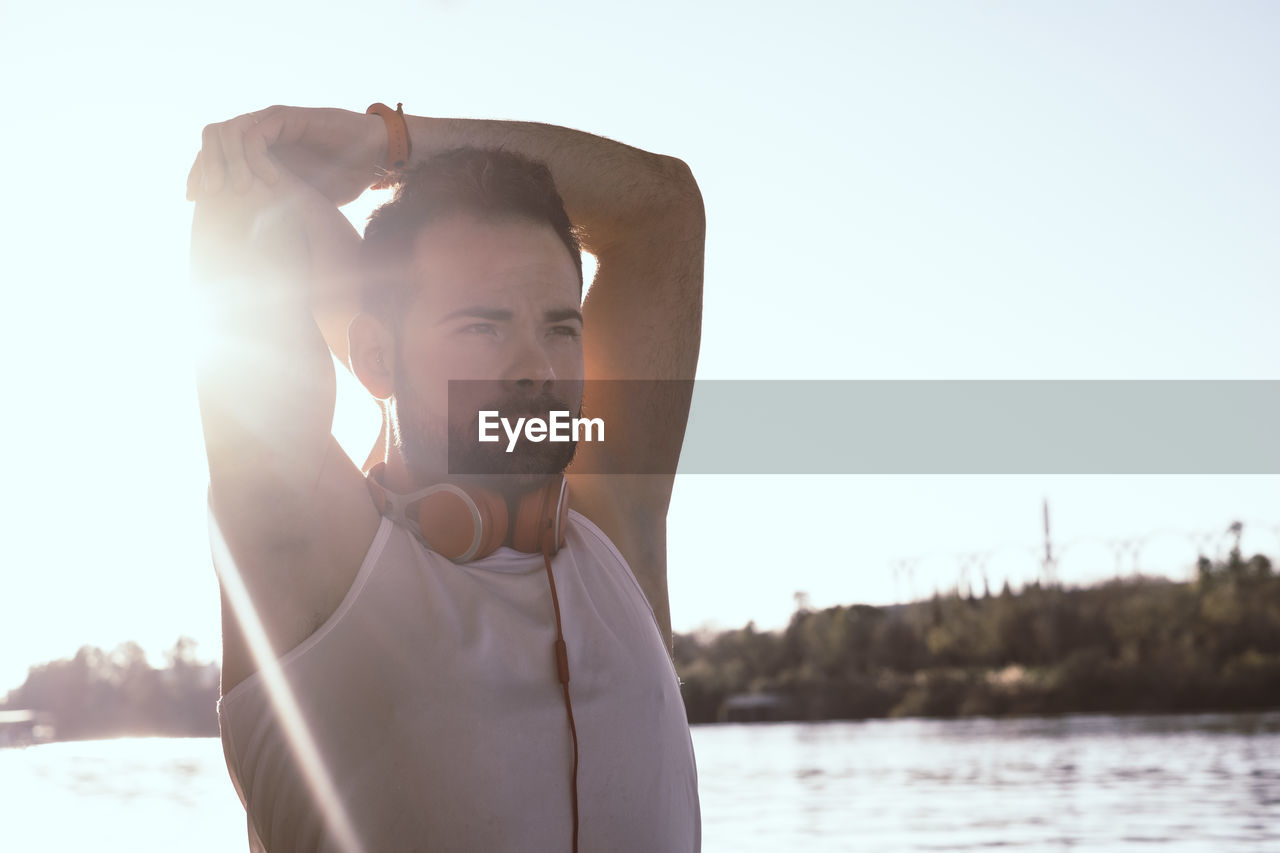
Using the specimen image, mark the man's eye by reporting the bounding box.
[461,323,498,335]
[550,326,581,338]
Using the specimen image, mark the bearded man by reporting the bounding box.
[189,104,704,852]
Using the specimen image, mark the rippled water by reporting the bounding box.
[697,713,1280,852]
[0,735,247,851]
[1,713,1276,851]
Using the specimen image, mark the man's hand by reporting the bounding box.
[187,106,387,206]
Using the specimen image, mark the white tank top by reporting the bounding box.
[217,510,701,852]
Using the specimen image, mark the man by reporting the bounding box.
[188,104,704,852]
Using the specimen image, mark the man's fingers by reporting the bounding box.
[193,108,292,200]
[245,132,279,186]
[186,151,202,202]
[218,120,253,194]
[200,122,226,194]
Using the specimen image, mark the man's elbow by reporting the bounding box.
[658,156,705,235]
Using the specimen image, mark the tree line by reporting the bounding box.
[675,547,1280,722]
[4,547,1276,740]
[1,637,219,740]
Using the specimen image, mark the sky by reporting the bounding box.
[0,0,1277,693]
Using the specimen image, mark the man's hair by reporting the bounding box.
[361,147,583,323]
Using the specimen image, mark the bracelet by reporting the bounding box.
[366,102,411,190]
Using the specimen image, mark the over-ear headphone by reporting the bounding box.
[365,463,569,561]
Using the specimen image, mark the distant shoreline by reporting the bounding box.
[6,550,1277,736]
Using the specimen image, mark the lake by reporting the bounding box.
[1,712,1276,851]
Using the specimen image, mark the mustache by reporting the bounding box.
[476,392,578,421]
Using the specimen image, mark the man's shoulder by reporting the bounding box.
[566,478,665,564]
[566,506,627,558]
[565,507,652,588]
[565,477,673,646]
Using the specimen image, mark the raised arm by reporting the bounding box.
[191,163,380,694]
[404,116,705,470]
[407,119,705,644]
[190,107,703,419]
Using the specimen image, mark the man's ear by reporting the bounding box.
[348,312,395,400]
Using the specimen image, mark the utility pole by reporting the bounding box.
[1042,498,1058,587]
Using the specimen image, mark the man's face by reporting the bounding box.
[386,215,584,492]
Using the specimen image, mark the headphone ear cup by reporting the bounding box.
[415,486,509,562]
[512,477,568,555]
[472,490,510,558]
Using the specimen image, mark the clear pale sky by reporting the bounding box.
[1,0,1277,692]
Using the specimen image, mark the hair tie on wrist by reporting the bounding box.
[366,102,411,190]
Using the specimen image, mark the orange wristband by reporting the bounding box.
[366,102,411,190]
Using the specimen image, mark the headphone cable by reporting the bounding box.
[542,544,580,853]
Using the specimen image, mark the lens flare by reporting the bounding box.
[209,515,364,853]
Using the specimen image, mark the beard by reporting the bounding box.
[392,363,579,496]
[448,397,580,481]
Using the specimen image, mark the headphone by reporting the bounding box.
[364,463,569,561]
[364,463,582,851]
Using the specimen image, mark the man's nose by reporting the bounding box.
[502,332,556,391]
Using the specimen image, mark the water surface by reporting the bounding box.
[1,712,1276,851]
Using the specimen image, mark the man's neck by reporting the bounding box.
[381,452,559,500]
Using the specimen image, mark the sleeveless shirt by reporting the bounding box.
[217,510,701,852]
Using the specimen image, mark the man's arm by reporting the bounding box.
[403,122,704,438]
[406,119,705,645]
[191,165,380,694]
